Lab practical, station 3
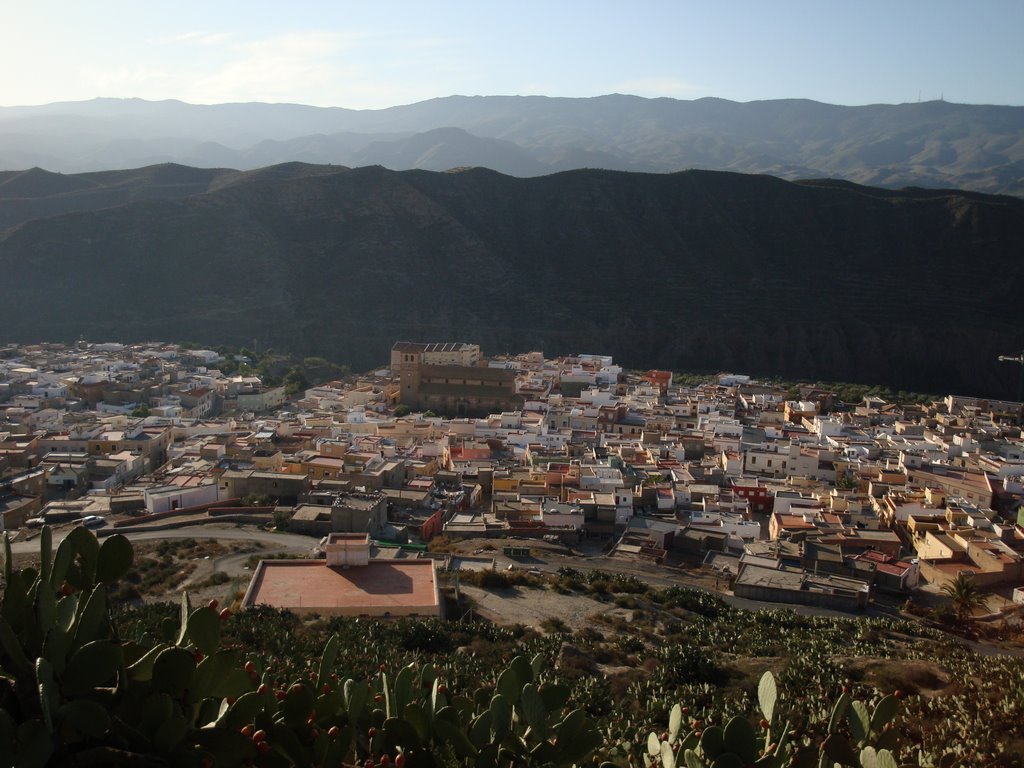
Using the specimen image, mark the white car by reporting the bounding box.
[80,515,105,528]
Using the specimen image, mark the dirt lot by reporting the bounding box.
[459,583,624,631]
[433,535,727,592]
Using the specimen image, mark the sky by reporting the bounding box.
[2,0,1022,109]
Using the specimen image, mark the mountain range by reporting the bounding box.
[1,163,1022,397]
[1,95,1023,195]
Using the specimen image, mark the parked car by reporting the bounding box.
[80,515,105,528]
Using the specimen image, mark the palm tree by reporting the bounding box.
[940,572,985,620]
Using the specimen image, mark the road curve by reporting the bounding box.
[9,524,320,556]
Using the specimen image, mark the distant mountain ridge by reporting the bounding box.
[1,95,1022,195]
[1,163,1021,397]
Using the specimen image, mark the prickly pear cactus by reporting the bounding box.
[641,672,796,768]
[1,526,136,767]
[641,672,957,768]
[1,527,605,767]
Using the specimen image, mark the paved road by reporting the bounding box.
[9,524,320,556]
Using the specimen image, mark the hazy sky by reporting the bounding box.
[3,0,1022,109]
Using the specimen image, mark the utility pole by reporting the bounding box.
[997,351,1024,403]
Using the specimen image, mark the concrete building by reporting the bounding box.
[331,492,387,534]
[288,504,334,536]
[144,477,221,514]
[733,561,870,611]
[398,357,520,417]
[218,469,308,504]
[391,342,480,373]
[287,492,388,537]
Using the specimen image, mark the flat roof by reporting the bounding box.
[306,456,346,467]
[336,495,383,511]
[292,504,331,521]
[327,532,369,544]
[737,563,869,594]
[382,488,431,501]
[244,560,439,613]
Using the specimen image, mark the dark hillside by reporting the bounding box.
[0,163,232,229]
[0,164,1021,396]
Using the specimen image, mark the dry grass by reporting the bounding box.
[841,657,950,697]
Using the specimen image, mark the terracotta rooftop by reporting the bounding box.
[874,562,912,577]
[243,559,440,617]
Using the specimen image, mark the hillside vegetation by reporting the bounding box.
[1,528,1020,766]
[1,165,1022,396]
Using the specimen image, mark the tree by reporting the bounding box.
[216,358,239,375]
[835,471,857,490]
[940,572,985,620]
[272,507,292,530]
[282,366,309,396]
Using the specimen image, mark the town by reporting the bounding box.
[2,339,1022,622]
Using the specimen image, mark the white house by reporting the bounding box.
[144,480,221,514]
[689,510,762,549]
